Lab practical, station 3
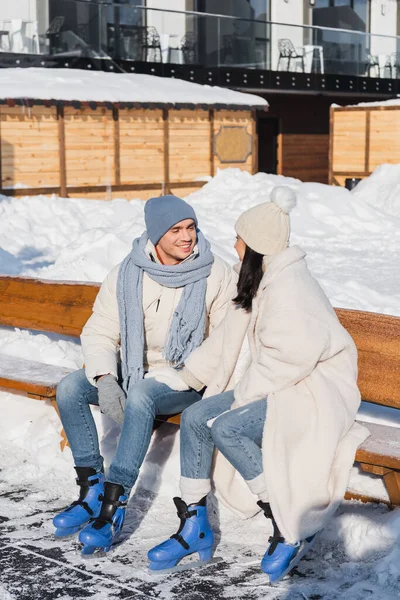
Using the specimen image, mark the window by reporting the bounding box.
[313,0,369,32]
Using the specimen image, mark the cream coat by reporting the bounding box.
[183,246,369,543]
[81,253,237,386]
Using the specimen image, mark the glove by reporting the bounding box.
[145,367,190,391]
[96,375,126,425]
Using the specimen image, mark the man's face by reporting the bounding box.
[156,219,197,264]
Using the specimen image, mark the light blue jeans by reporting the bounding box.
[180,390,267,482]
[56,369,202,495]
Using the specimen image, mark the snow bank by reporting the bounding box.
[2,167,400,315]
[0,67,268,108]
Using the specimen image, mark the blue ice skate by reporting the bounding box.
[53,467,105,537]
[261,536,316,583]
[78,482,127,555]
[148,497,214,571]
[257,500,316,583]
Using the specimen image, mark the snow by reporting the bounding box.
[0,67,268,108]
[0,354,73,387]
[1,166,400,598]
[347,97,400,108]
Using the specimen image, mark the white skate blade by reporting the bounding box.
[267,536,317,586]
[149,556,223,575]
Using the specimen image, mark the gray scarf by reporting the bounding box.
[117,231,214,392]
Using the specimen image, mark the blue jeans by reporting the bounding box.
[180,390,267,482]
[56,369,202,495]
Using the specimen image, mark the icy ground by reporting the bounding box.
[1,167,400,599]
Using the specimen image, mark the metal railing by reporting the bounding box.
[1,1,400,78]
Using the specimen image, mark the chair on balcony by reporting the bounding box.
[116,25,139,59]
[385,53,400,78]
[366,53,380,77]
[141,26,162,62]
[277,38,305,72]
[180,31,197,64]
[43,16,66,54]
[0,24,11,52]
[120,25,162,62]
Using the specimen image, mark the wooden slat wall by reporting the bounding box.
[0,106,59,188]
[369,110,400,170]
[279,133,329,183]
[213,110,253,173]
[119,108,164,184]
[0,105,257,197]
[330,106,400,186]
[64,106,115,187]
[332,110,367,174]
[169,109,210,182]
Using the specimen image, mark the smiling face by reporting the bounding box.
[156,219,197,264]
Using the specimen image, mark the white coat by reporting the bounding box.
[182,246,369,543]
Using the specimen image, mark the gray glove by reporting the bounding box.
[96,375,126,425]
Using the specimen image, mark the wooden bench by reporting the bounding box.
[1,276,399,506]
[0,276,99,449]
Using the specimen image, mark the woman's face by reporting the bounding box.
[234,235,246,261]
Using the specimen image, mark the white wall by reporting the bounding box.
[0,1,37,23]
[270,0,305,71]
[0,0,41,53]
[370,0,397,57]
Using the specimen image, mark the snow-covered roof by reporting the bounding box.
[337,98,400,109]
[0,68,268,109]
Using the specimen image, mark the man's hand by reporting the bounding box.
[97,375,126,425]
[145,367,190,391]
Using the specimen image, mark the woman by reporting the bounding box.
[146,186,369,583]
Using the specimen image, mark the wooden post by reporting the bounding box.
[163,107,170,195]
[57,105,67,198]
[384,470,400,507]
[51,398,69,451]
[209,108,215,178]
[328,105,334,186]
[251,109,258,175]
[365,109,371,176]
[113,105,121,186]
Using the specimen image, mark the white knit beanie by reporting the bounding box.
[235,186,297,256]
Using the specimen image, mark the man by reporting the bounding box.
[53,195,236,555]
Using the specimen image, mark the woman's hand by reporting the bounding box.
[145,367,190,391]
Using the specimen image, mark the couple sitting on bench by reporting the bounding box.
[53,190,369,582]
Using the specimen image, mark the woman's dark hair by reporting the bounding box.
[233,245,264,312]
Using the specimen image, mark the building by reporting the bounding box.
[1,1,400,183]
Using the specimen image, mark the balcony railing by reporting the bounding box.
[1,1,400,79]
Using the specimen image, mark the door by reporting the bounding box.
[258,117,279,174]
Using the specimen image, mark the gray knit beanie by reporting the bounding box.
[144,195,198,245]
[235,186,297,256]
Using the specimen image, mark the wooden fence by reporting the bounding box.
[329,104,400,186]
[0,102,258,200]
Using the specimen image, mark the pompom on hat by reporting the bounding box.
[235,186,297,256]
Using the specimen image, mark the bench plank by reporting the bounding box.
[356,421,400,471]
[0,354,73,398]
[0,276,98,337]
